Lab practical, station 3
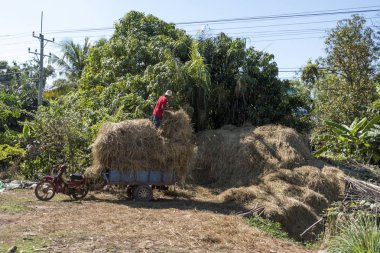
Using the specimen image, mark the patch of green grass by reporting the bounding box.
[0,235,47,253]
[0,197,32,213]
[327,215,380,253]
[304,239,322,250]
[246,216,290,240]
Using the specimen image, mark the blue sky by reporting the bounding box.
[1,0,379,84]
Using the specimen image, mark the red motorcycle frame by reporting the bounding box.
[34,165,89,201]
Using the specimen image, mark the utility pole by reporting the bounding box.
[28,11,54,106]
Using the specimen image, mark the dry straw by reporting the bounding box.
[190,124,345,239]
[85,109,194,182]
[191,124,313,187]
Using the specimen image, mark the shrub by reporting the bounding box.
[327,215,380,253]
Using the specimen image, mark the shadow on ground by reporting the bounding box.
[76,190,250,215]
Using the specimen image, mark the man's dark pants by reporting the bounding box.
[152,115,161,129]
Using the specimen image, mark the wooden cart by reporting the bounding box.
[102,170,176,201]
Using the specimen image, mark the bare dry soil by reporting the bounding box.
[0,189,313,253]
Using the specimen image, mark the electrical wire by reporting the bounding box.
[1,5,379,38]
[175,7,380,26]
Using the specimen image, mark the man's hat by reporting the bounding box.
[165,90,173,96]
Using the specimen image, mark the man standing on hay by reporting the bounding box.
[152,90,172,129]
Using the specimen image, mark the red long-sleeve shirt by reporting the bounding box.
[152,95,167,118]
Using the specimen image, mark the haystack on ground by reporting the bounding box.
[85,109,193,182]
[191,124,345,239]
[219,166,345,239]
[191,124,313,187]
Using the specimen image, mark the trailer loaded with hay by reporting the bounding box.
[85,109,194,201]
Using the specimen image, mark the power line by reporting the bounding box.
[1,6,379,38]
[186,16,380,32]
[2,22,378,47]
[175,7,380,25]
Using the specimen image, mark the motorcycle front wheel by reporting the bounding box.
[71,183,89,200]
[35,181,56,201]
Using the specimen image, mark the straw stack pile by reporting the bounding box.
[190,124,345,239]
[85,109,193,182]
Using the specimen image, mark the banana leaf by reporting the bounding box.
[326,120,351,134]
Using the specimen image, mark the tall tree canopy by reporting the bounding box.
[80,11,306,131]
[300,15,380,164]
[52,37,91,86]
[303,15,379,129]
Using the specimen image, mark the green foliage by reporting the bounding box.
[314,116,380,163]
[247,216,290,240]
[51,38,91,86]
[303,15,380,165]
[0,144,25,161]
[80,12,310,132]
[303,15,379,132]
[325,15,378,86]
[182,41,211,130]
[196,34,310,130]
[0,92,21,133]
[327,216,380,253]
[370,82,380,111]
[0,60,56,175]
[43,79,72,100]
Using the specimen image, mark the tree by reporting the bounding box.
[52,37,91,87]
[80,11,192,115]
[318,16,378,125]
[0,60,51,175]
[325,15,378,90]
[183,42,210,130]
[301,15,380,164]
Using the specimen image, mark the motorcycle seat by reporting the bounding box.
[70,173,84,180]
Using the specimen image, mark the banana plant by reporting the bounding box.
[315,116,380,164]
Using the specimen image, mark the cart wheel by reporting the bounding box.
[35,181,55,201]
[133,185,153,201]
[72,183,90,200]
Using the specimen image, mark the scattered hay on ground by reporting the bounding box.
[218,165,345,240]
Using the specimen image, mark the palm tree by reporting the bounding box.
[183,42,210,130]
[51,37,91,87]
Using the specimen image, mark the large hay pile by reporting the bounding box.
[191,124,345,239]
[85,109,193,182]
[191,124,313,186]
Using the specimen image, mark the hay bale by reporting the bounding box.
[320,166,346,201]
[85,110,193,182]
[190,124,313,187]
[220,186,258,204]
[160,109,192,141]
[253,125,312,169]
[293,165,345,201]
[302,190,329,213]
[261,169,304,186]
[272,199,321,240]
[165,141,194,182]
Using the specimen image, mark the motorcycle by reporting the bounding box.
[34,165,89,201]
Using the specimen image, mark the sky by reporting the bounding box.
[1,0,380,85]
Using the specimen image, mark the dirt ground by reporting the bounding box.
[0,188,313,253]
